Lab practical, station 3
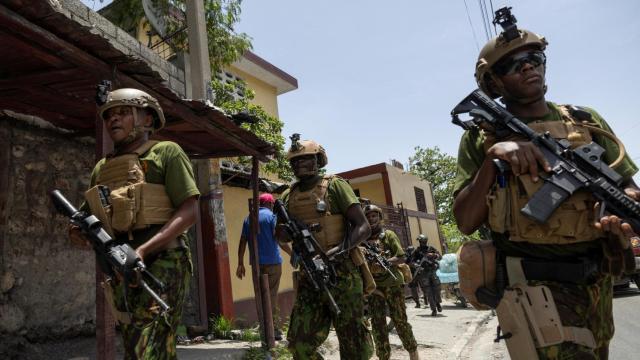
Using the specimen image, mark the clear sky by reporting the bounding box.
[84,0,640,183]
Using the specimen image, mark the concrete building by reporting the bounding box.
[338,162,444,252]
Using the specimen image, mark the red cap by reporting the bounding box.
[259,193,275,204]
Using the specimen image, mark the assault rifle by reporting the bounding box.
[50,190,170,314]
[409,253,439,284]
[362,241,397,280]
[451,89,640,231]
[273,199,341,315]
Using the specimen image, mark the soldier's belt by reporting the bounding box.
[519,257,599,284]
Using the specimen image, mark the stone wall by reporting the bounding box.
[0,115,202,355]
[0,116,96,346]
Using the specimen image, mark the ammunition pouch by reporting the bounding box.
[351,247,376,295]
[85,183,174,236]
[397,263,412,284]
[484,119,604,245]
[496,257,597,359]
[457,240,497,310]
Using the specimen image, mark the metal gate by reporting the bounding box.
[377,202,411,248]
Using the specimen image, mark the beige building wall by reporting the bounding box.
[224,186,295,302]
[228,67,279,118]
[349,176,386,204]
[385,165,442,253]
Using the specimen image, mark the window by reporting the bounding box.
[215,71,246,101]
[414,187,427,213]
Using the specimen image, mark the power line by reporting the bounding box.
[462,0,480,52]
[480,0,493,38]
[477,0,490,41]
[489,0,497,36]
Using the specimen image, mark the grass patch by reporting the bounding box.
[240,328,262,342]
[209,314,233,339]
[243,344,292,360]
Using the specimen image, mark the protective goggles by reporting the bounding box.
[493,50,546,76]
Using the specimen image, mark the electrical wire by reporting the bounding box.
[489,0,497,35]
[462,0,481,52]
[477,0,490,41]
[481,0,494,37]
[480,0,494,38]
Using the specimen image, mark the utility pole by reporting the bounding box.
[185,0,211,101]
[185,0,236,327]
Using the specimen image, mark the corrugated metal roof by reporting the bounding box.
[0,0,274,160]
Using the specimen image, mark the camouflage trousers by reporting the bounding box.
[287,264,373,360]
[368,285,417,360]
[111,247,192,360]
[529,275,613,359]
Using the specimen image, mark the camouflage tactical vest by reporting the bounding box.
[485,106,605,244]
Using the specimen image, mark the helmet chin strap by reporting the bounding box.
[294,158,319,179]
[117,107,152,146]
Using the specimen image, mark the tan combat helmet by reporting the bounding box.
[363,204,384,219]
[286,133,328,168]
[98,88,166,132]
[475,7,547,98]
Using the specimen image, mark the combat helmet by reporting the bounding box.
[286,133,328,168]
[98,88,166,132]
[363,204,384,219]
[475,7,547,98]
[416,234,428,244]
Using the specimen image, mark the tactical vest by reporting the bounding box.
[287,175,345,251]
[485,106,605,244]
[85,141,175,238]
[288,175,376,294]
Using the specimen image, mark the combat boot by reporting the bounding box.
[409,350,420,360]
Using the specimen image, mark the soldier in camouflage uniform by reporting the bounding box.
[70,88,199,359]
[363,204,419,360]
[453,8,639,359]
[280,135,374,360]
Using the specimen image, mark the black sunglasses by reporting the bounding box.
[493,51,546,76]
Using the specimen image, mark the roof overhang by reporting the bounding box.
[233,50,298,95]
[0,0,274,161]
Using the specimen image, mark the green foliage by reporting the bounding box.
[440,222,483,253]
[99,0,145,34]
[209,314,233,339]
[243,344,292,360]
[240,328,262,342]
[409,146,484,253]
[409,146,457,225]
[212,79,293,181]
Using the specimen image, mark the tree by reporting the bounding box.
[212,79,293,181]
[103,0,291,180]
[409,146,482,252]
[408,146,457,225]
